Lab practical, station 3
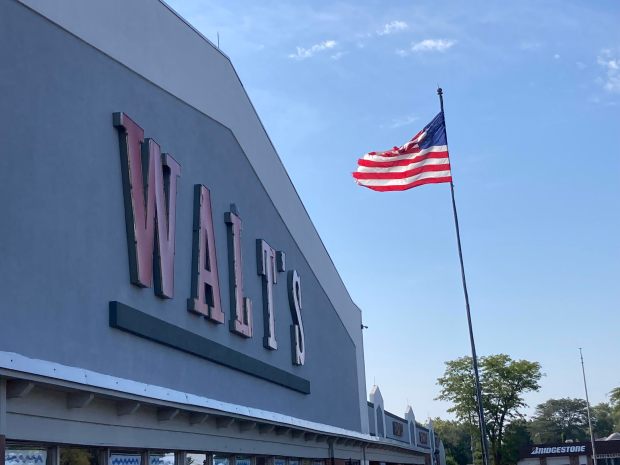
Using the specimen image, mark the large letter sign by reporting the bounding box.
[257,240,281,350]
[187,185,224,323]
[113,113,181,298]
[288,270,305,365]
[226,206,253,337]
[112,113,309,369]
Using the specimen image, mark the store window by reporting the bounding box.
[149,453,175,465]
[61,448,100,465]
[213,455,229,465]
[234,457,252,465]
[6,447,47,465]
[109,452,143,465]
[186,454,208,465]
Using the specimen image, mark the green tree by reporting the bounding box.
[501,420,532,465]
[445,456,459,465]
[592,402,615,438]
[60,449,96,465]
[610,387,620,430]
[528,398,588,442]
[432,418,473,465]
[436,354,542,465]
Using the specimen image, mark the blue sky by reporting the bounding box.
[166,0,620,420]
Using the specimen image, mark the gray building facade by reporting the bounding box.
[0,2,442,465]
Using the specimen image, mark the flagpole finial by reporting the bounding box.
[436,87,445,113]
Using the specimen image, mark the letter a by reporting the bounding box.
[188,185,224,323]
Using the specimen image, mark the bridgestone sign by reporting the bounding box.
[531,445,586,455]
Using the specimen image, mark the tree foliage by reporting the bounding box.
[432,418,473,465]
[501,420,532,465]
[610,387,620,429]
[529,398,616,442]
[60,449,96,465]
[529,398,589,442]
[592,403,615,438]
[436,354,542,465]
[434,386,619,465]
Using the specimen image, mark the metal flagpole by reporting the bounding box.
[437,87,490,465]
[580,348,598,465]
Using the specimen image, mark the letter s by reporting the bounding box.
[288,270,305,365]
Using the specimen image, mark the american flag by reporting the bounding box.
[353,112,452,192]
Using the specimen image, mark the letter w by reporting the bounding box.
[114,113,181,298]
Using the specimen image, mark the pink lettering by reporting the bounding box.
[288,270,305,365]
[257,239,279,349]
[187,185,224,323]
[113,113,180,298]
[226,207,253,337]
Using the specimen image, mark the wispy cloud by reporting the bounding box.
[330,51,347,61]
[288,40,337,60]
[396,39,456,56]
[411,39,456,52]
[350,20,408,50]
[385,114,420,129]
[377,20,408,36]
[597,49,620,93]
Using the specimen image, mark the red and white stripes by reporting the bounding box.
[353,145,451,192]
